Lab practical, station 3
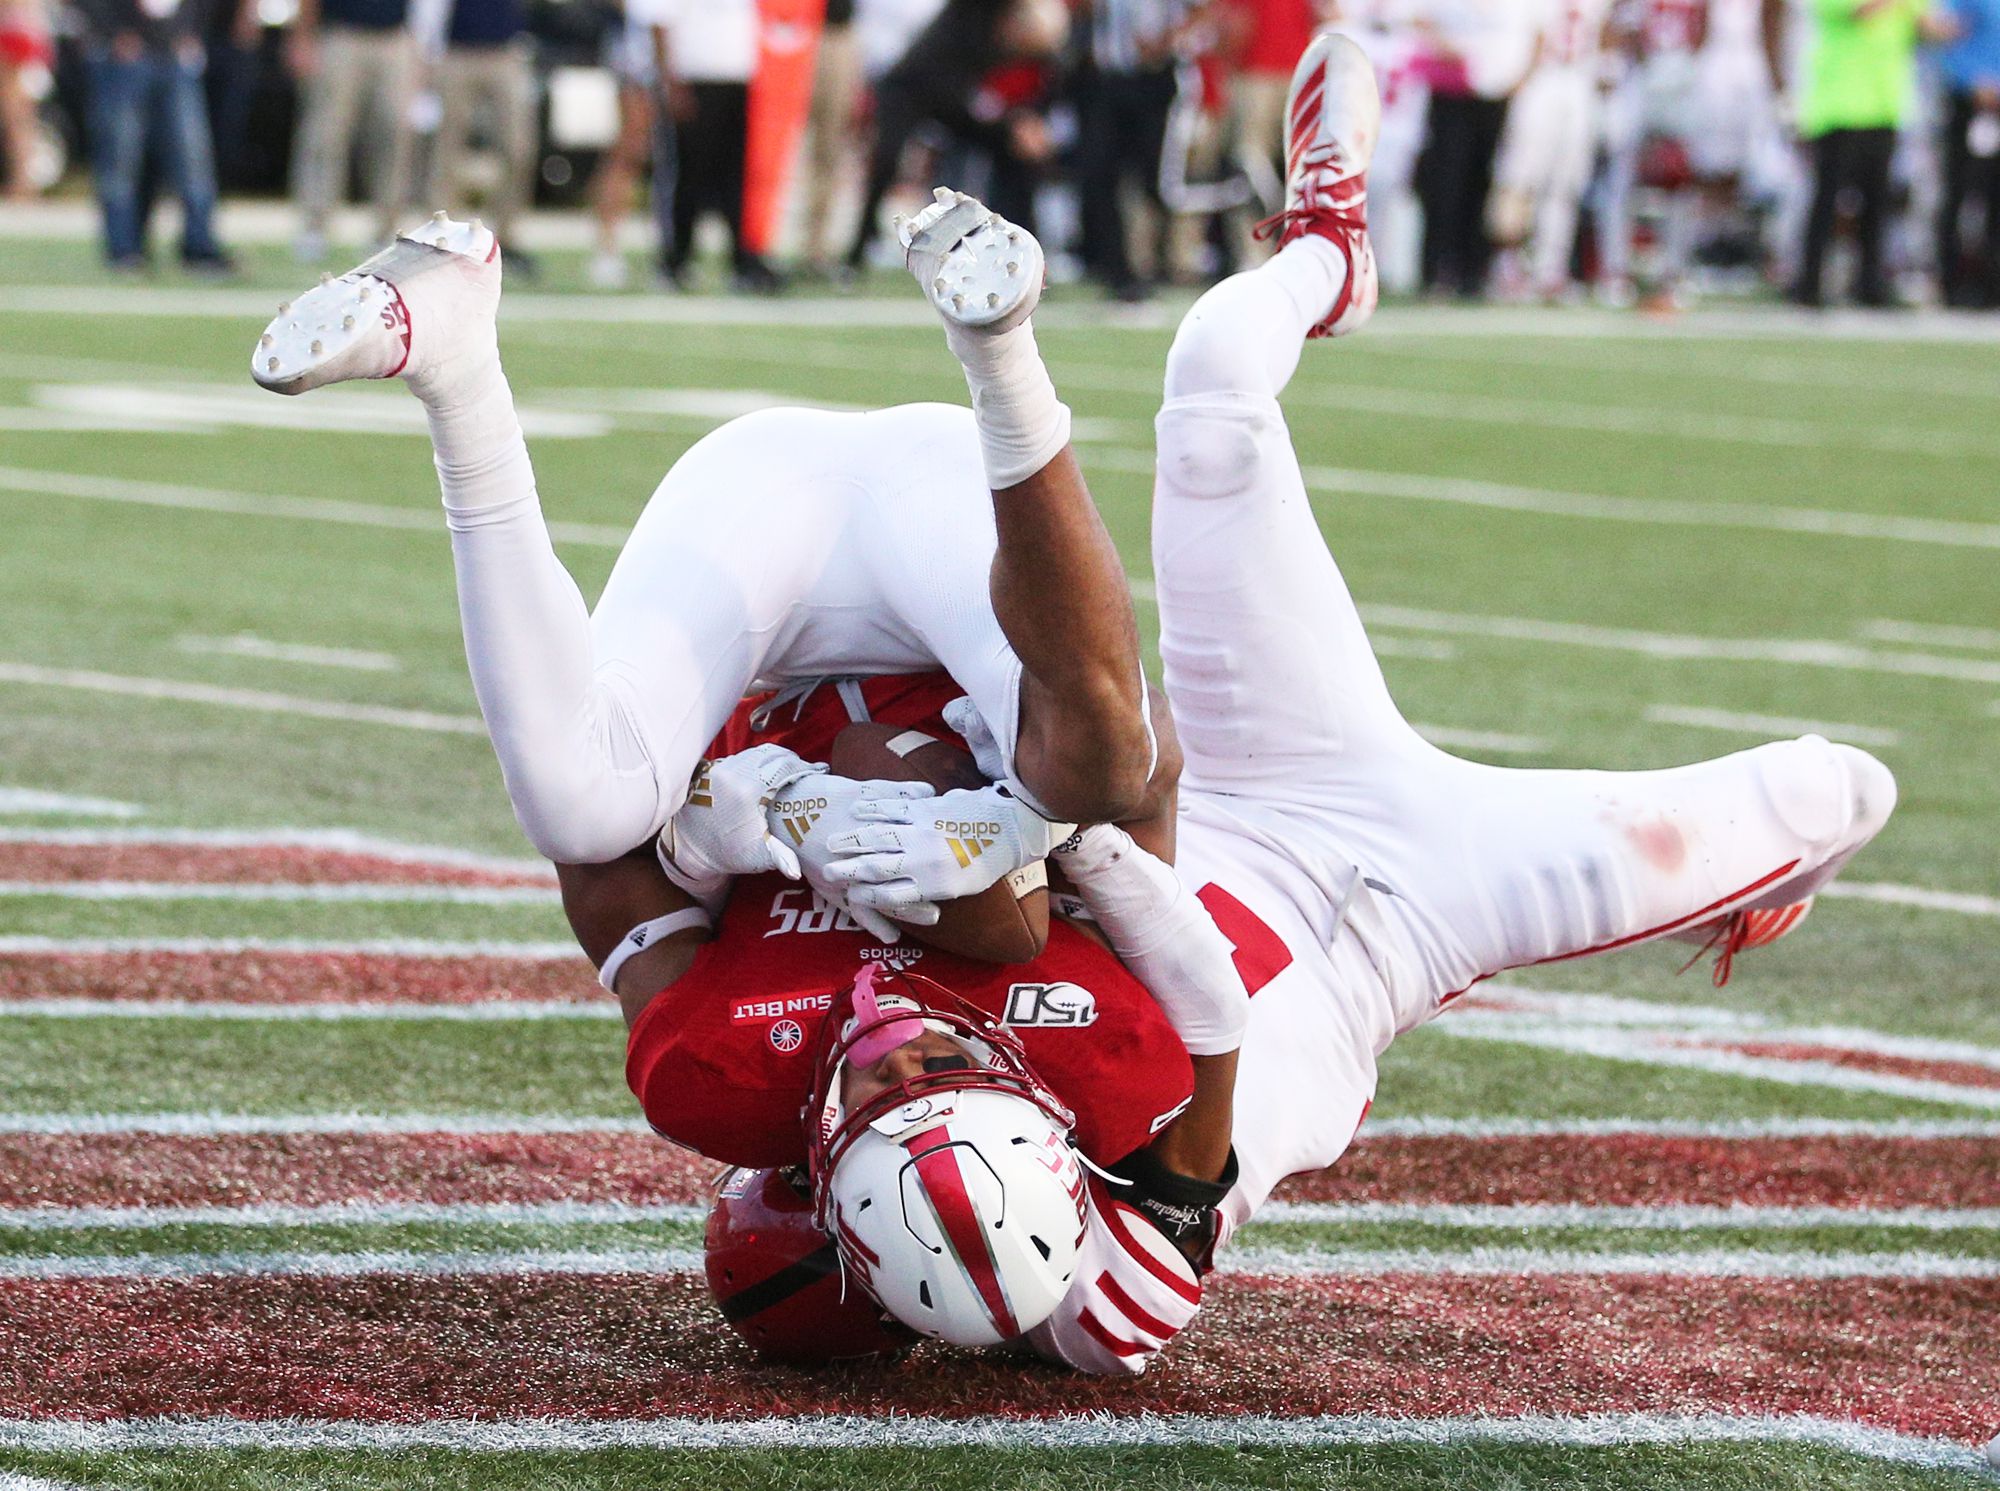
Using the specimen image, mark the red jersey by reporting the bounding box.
[624,675,1195,1171]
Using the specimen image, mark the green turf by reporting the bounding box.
[3,273,1997,1491]
[1,1442,1992,1491]
[0,1012,1978,1120]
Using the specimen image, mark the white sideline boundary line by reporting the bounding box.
[0,881,561,906]
[1,1245,1989,1282]
[2,1198,1990,1235]
[0,826,553,878]
[0,1411,1983,1469]
[0,999,612,1022]
[1,1112,1995,1140]
[0,937,576,958]
[0,1475,92,1491]
[1643,705,1902,748]
[0,662,486,736]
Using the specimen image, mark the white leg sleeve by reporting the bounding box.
[425,364,663,865]
[1152,244,1424,799]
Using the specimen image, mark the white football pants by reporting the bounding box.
[428,396,1023,864]
[1151,241,1897,1028]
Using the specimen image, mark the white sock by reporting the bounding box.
[1164,238,1348,402]
[945,317,1073,490]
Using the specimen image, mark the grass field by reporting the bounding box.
[0,242,1996,1490]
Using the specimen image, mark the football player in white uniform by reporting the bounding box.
[1490,0,1618,297]
[251,31,1895,1376]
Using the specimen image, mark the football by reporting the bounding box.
[829,720,1050,964]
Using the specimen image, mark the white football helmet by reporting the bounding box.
[806,964,1088,1347]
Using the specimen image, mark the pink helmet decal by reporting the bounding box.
[845,961,927,1068]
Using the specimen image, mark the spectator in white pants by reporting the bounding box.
[433,0,538,267]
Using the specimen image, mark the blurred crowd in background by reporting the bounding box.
[2,0,1999,308]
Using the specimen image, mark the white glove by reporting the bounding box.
[941,695,1008,783]
[818,782,1075,924]
[766,772,938,943]
[657,745,825,905]
[1053,823,1248,1056]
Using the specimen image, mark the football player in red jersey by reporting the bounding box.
[257,32,1897,1377]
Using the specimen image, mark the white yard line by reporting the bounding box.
[0,999,611,1022]
[1358,1116,2000,1139]
[0,1111,1993,1140]
[0,826,552,878]
[0,465,626,547]
[1643,705,1902,748]
[0,1198,1986,1235]
[176,635,400,672]
[1858,619,2000,651]
[0,881,560,905]
[1410,726,1547,754]
[27,383,607,439]
[1302,463,2000,549]
[0,1475,93,1491]
[1822,881,2000,917]
[1087,442,2000,551]
[0,1411,1979,1468]
[0,936,576,957]
[1356,603,2000,686]
[1436,1023,2000,1112]
[1256,1201,2000,1232]
[0,1244,1984,1282]
[0,788,143,819]
[0,1112,651,1136]
[1218,1245,2000,1279]
[0,662,486,735]
[0,1199,702,1230]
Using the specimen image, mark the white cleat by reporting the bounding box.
[899,187,1045,336]
[1257,29,1382,338]
[250,211,500,397]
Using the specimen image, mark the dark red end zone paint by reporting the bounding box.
[1699,1041,2000,1093]
[0,843,549,888]
[0,1272,1992,1444]
[0,1132,720,1209]
[1276,1133,2000,1210]
[0,952,599,1006]
[5,1132,1994,1212]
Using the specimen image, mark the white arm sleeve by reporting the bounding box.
[1051,824,1249,1057]
[1027,1178,1203,1376]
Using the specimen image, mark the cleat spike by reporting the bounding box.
[952,294,965,310]
[259,334,272,347]
[342,315,355,330]
[266,356,279,373]
[1005,262,1019,275]
[320,272,332,286]
[310,339,323,355]
[432,209,448,223]
[277,301,290,314]
[933,186,954,204]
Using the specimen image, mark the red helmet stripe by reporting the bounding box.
[1098,1269,1174,1338]
[1076,1306,1145,1360]
[906,1124,1022,1340]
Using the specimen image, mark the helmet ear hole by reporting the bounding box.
[918,1280,933,1310]
[1031,1235,1052,1262]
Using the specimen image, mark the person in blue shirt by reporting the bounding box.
[1936,0,2000,304]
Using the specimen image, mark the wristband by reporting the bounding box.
[598,907,712,994]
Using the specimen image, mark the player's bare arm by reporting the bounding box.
[900,190,1157,826]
